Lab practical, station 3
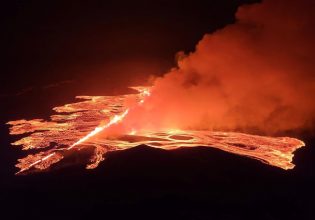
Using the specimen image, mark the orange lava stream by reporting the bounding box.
[15,108,130,174]
[7,87,305,174]
[69,109,129,149]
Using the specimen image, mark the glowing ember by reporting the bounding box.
[7,87,305,174]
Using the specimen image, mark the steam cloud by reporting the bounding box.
[124,0,315,135]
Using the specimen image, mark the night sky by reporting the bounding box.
[2,0,259,93]
[0,1,314,219]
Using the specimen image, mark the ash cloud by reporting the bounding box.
[125,0,315,134]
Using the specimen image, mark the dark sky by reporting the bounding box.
[2,0,259,95]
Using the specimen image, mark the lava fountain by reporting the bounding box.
[7,87,305,174]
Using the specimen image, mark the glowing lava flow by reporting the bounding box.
[7,87,305,174]
[15,109,129,174]
[70,87,151,148]
[12,87,150,174]
[69,109,129,149]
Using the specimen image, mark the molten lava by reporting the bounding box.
[7,87,305,174]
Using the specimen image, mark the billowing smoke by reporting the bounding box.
[123,0,315,135]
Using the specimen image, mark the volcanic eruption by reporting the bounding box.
[7,86,304,173]
[7,0,314,174]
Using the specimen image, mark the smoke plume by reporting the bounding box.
[123,0,315,135]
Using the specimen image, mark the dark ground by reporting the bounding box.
[0,0,314,219]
